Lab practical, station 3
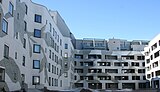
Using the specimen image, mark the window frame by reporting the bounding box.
[34,14,42,23]
[9,2,14,16]
[4,44,9,59]
[33,60,40,69]
[32,76,40,85]
[2,18,8,34]
[34,29,41,38]
[33,44,41,53]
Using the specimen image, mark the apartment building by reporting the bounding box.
[145,34,160,89]
[74,38,149,90]
[0,0,75,91]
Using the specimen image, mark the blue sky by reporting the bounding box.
[32,0,160,40]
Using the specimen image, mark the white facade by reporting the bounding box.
[145,34,160,89]
[0,0,74,91]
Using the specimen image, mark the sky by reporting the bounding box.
[32,0,160,40]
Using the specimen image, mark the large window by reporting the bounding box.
[33,44,41,53]
[32,76,40,85]
[35,14,42,23]
[33,60,40,69]
[34,29,41,38]
[2,18,8,33]
[9,2,14,16]
[4,44,9,58]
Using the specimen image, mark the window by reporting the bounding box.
[0,68,5,82]
[52,65,54,73]
[35,14,42,23]
[24,21,27,31]
[4,45,9,58]
[60,39,62,46]
[49,77,51,86]
[49,50,51,59]
[132,76,140,80]
[34,29,41,38]
[64,53,68,58]
[33,44,41,53]
[9,2,14,16]
[52,78,54,86]
[2,18,8,33]
[23,38,26,48]
[25,4,28,14]
[48,63,50,72]
[22,56,25,66]
[15,52,17,59]
[52,52,54,61]
[15,32,18,39]
[138,68,144,73]
[0,0,2,3]
[33,60,40,69]
[49,23,52,32]
[65,44,68,49]
[17,13,19,20]
[32,76,40,85]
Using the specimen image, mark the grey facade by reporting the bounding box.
[74,38,149,90]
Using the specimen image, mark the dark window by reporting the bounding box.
[0,68,5,82]
[154,51,160,58]
[131,62,139,66]
[105,55,117,60]
[22,56,25,66]
[33,44,41,53]
[9,2,14,16]
[156,70,160,76]
[24,21,27,31]
[4,45,9,58]
[48,63,50,72]
[49,50,51,59]
[49,77,51,86]
[138,69,145,73]
[49,23,52,32]
[105,69,118,73]
[17,13,19,20]
[25,4,28,14]
[2,18,8,33]
[52,78,54,86]
[60,39,62,46]
[34,29,41,38]
[23,38,26,48]
[137,56,145,60]
[132,76,140,80]
[15,52,17,59]
[32,76,40,85]
[33,60,40,69]
[142,62,145,67]
[150,55,153,60]
[143,76,146,80]
[35,14,42,23]
[65,44,68,49]
[115,76,128,80]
